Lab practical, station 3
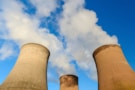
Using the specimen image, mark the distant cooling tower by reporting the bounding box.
[93,44,135,90]
[60,74,78,90]
[0,43,50,90]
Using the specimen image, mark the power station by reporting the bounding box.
[0,43,135,90]
[93,44,135,90]
[60,74,78,90]
[0,43,50,90]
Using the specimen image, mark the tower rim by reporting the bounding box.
[21,43,50,55]
[93,44,120,57]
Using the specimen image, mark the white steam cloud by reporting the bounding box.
[0,0,118,81]
[59,0,118,80]
[29,0,58,17]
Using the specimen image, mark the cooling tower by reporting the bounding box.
[60,74,78,90]
[0,43,50,90]
[93,44,135,90]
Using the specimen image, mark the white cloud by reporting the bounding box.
[0,43,14,60]
[0,0,119,81]
[29,0,58,17]
[0,0,76,78]
[50,52,76,76]
[59,0,118,80]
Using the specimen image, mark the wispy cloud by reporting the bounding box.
[29,0,58,17]
[0,43,15,60]
[59,0,118,80]
[0,0,118,81]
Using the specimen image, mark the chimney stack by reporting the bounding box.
[60,74,78,90]
[93,44,135,90]
[0,43,50,90]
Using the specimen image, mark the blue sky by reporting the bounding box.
[0,0,135,90]
[85,0,135,71]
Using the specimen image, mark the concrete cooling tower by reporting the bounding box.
[0,43,50,90]
[93,44,135,90]
[60,74,78,90]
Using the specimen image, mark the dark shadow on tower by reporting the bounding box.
[60,74,79,90]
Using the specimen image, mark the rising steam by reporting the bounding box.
[0,0,118,81]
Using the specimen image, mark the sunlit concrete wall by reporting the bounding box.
[0,43,50,90]
[93,44,135,90]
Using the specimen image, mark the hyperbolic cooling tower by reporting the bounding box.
[60,74,78,90]
[93,44,135,90]
[0,43,50,90]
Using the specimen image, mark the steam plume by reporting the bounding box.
[0,0,118,81]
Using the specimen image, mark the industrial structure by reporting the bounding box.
[0,43,50,90]
[1,43,135,90]
[93,44,135,90]
[60,74,78,90]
